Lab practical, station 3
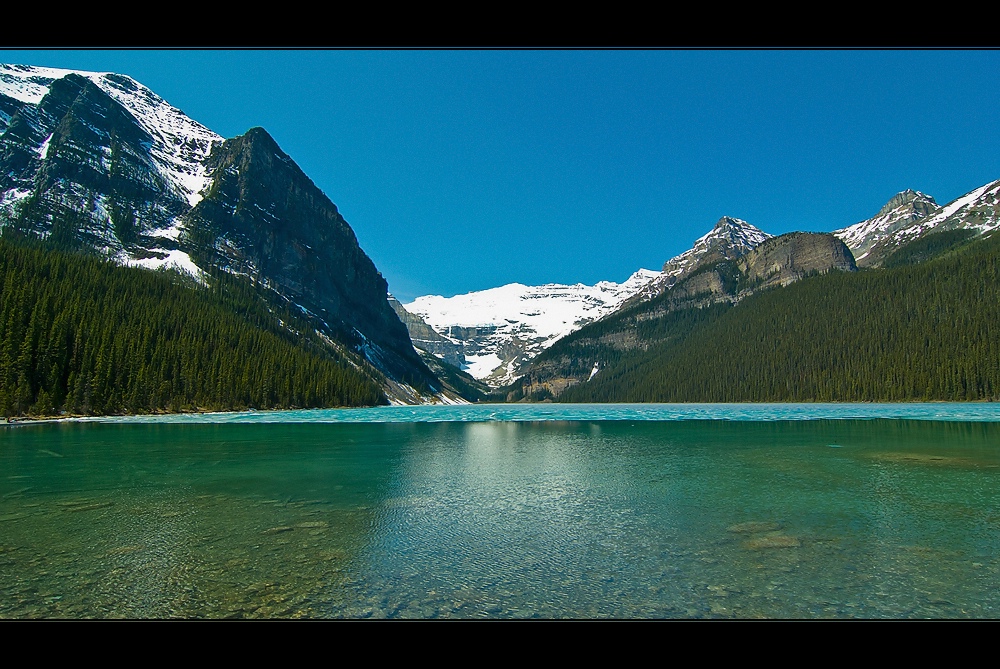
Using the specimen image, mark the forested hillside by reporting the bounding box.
[557,230,1000,403]
[0,235,386,416]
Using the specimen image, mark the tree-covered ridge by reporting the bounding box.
[560,230,1000,403]
[0,235,386,417]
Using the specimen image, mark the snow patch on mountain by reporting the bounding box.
[125,249,202,275]
[918,179,1000,232]
[465,353,503,379]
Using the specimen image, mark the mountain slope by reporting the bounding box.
[509,227,856,400]
[0,64,441,403]
[632,216,771,303]
[182,127,435,388]
[0,236,387,416]
[0,64,219,209]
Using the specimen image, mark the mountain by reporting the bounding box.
[399,216,771,392]
[631,216,771,303]
[560,228,1000,403]
[401,213,851,397]
[387,296,489,401]
[514,179,1000,403]
[506,221,856,400]
[834,183,1000,267]
[0,64,444,407]
[0,237,388,416]
[181,127,432,388]
[739,232,856,288]
[402,269,661,387]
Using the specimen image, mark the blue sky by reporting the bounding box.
[2,49,998,301]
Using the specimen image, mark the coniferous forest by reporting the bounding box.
[0,234,386,417]
[558,230,1000,403]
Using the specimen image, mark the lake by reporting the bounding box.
[2,403,1000,618]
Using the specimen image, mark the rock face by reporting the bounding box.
[181,128,434,387]
[388,296,466,369]
[634,216,771,302]
[833,190,938,267]
[0,64,437,396]
[739,232,857,289]
[0,72,196,254]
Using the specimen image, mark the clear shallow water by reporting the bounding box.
[3,405,1000,618]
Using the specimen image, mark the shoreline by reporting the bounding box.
[3,400,1000,428]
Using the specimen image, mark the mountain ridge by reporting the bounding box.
[834,183,1000,267]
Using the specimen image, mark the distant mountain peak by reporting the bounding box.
[403,270,662,387]
[611,216,772,310]
[835,182,1000,266]
[875,189,937,218]
[659,216,770,279]
[703,216,769,246]
[714,215,749,229]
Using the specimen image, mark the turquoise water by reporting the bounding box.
[2,404,1000,618]
[71,402,1000,423]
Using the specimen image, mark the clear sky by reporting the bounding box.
[2,49,998,301]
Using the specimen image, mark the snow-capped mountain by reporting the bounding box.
[0,64,438,398]
[0,64,221,274]
[0,65,221,202]
[631,216,771,303]
[663,216,771,278]
[834,183,1000,266]
[404,269,661,387]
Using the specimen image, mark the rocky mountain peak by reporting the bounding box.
[657,216,770,280]
[182,125,435,389]
[835,189,943,266]
[705,216,769,248]
[714,215,748,230]
[876,189,938,218]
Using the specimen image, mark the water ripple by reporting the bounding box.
[73,402,1000,425]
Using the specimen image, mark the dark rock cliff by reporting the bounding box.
[739,232,857,290]
[181,127,437,388]
[388,296,467,369]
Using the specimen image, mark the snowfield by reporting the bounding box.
[405,269,661,385]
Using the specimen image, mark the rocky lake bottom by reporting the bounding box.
[2,404,1000,618]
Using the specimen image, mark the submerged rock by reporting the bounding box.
[727,521,782,534]
[262,526,294,535]
[744,534,801,550]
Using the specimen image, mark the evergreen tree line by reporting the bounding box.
[560,231,1000,403]
[0,236,386,416]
